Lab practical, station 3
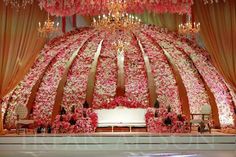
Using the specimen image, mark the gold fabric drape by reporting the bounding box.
[0,2,47,132]
[0,2,47,98]
[193,0,236,92]
[138,12,182,31]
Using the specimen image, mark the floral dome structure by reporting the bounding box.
[2,25,236,128]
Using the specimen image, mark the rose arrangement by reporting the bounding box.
[53,107,98,133]
[145,106,189,133]
[94,96,145,109]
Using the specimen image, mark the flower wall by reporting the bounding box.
[172,36,235,126]
[62,33,103,111]
[33,30,95,123]
[2,26,235,128]
[137,31,182,113]
[124,35,149,107]
[4,29,89,127]
[144,28,210,115]
[92,35,118,108]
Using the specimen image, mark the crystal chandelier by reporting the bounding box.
[178,15,200,36]
[112,39,130,52]
[91,0,141,32]
[38,13,60,38]
[3,0,33,9]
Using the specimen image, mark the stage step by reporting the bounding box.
[0,133,235,151]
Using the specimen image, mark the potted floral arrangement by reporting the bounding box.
[145,101,189,133]
[53,103,98,133]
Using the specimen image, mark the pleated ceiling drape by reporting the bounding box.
[0,1,47,132]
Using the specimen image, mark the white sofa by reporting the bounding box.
[94,106,147,132]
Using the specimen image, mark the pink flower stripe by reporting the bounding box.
[33,30,95,123]
[144,28,210,114]
[137,31,182,113]
[124,35,149,107]
[92,35,118,108]
[171,36,235,126]
[62,33,103,111]
[4,29,88,127]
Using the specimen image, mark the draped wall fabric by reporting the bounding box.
[138,12,182,31]
[193,0,236,92]
[0,2,47,99]
[0,2,47,132]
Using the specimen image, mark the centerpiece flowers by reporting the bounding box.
[96,96,145,109]
[53,102,98,133]
[145,100,189,133]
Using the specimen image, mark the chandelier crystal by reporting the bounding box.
[38,13,60,38]
[112,39,130,52]
[178,15,200,36]
[3,0,33,9]
[91,0,141,32]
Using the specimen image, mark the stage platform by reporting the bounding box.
[0,132,235,151]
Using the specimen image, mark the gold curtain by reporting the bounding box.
[193,0,236,92]
[0,2,47,132]
[138,12,182,31]
[0,2,47,98]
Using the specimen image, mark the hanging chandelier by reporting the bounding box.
[3,0,33,9]
[178,15,200,36]
[112,39,130,52]
[38,13,60,38]
[91,0,141,32]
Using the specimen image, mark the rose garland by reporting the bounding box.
[145,107,189,133]
[95,96,145,109]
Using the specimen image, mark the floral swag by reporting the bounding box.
[93,96,146,109]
